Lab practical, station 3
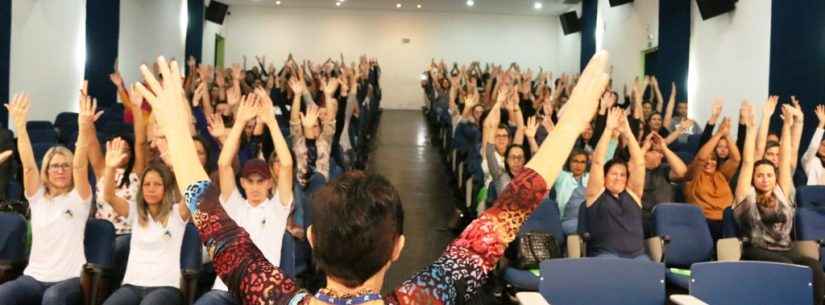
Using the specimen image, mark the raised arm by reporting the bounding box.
[756,96,778,160]
[779,105,795,195]
[6,94,39,197]
[102,138,131,216]
[651,77,664,114]
[217,95,258,202]
[136,57,210,199]
[663,82,676,128]
[288,76,305,124]
[789,97,804,170]
[256,88,294,206]
[126,85,148,174]
[657,133,688,180]
[699,99,723,148]
[621,115,645,204]
[803,105,825,170]
[663,118,695,145]
[74,94,95,201]
[524,116,540,155]
[735,103,757,204]
[586,107,622,206]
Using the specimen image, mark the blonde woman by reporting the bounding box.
[0,92,94,305]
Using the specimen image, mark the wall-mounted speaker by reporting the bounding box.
[696,0,736,20]
[205,1,229,25]
[560,11,581,35]
[609,0,633,7]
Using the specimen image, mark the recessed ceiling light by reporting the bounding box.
[336,1,342,6]
[396,3,402,8]
[466,0,475,7]
[275,0,281,5]
[417,4,422,8]
[534,2,543,9]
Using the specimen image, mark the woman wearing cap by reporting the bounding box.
[195,89,293,305]
[138,52,608,305]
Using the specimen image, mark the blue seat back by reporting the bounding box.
[538,258,665,305]
[486,181,497,204]
[180,222,202,272]
[519,197,563,248]
[691,261,812,305]
[28,129,58,144]
[84,219,115,267]
[576,201,589,235]
[0,212,28,261]
[675,151,695,166]
[652,203,713,267]
[721,207,741,239]
[54,112,79,130]
[32,143,55,168]
[26,121,53,131]
[795,207,825,241]
[797,185,825,208]
[279,232,296,278]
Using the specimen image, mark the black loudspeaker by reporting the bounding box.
[205,1,229,24]
[609,0,633,7]
[696,0,735,20]
[559,11,581,35]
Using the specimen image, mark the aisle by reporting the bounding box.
[367,110,455,292]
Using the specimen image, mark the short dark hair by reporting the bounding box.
[766,140,780,152]
[603,158,628,178]
[564,148,590,172]
[310,171,404,288]
[504,144,526,178]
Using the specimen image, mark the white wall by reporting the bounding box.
[10,0,86,124]
[201,21,224,67]
[221,6,565,110]
[688,1,771,123]
[595,0,658,92]
[556,7,582,74]
[118,0,187,85]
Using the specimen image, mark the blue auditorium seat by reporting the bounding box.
[651,203,713,290]
[0,212,28,284]
[502,197,563,291]
[537,258,666,305]
[797,185,825,208]
[32,143,55,167]
[25,120,53,131]
[28,128,58,144]
[180,222,203,305]
[81,219,116,305]
[54,112,79,131]
[686,261,812,305]
[279,232,296,278]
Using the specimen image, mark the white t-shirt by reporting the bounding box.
[122,203,187,288]
[212,189,291,291]
[25,187,91,282]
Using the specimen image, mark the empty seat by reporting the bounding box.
[680,261,813,305]
[28,129,58,144]
[651,203,713,290]
[180,222,203,305]
[32,143,55,167]
[81,219,116,305]
[502,197,563,291]
[797,186,825,208]
[527,258,666,305]
[54,112,79,131]
[26,121,53,131]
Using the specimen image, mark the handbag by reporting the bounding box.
[513,232,560,270]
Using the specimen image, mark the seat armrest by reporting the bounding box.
[566,234,582,258]
[180,270,200,305]
[670,294,710,305]
[792,240,820,261]
[716,238,742,261]
[646,236,664,263]
[515,292,551,305]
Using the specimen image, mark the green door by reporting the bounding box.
[215,35,225,69]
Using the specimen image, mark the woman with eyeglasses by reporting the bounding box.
[0,93,94,305]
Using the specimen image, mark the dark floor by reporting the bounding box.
[367,110,455,293]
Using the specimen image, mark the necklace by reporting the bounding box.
[314,288,381,305]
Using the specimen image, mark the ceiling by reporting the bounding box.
[218,0,578,16]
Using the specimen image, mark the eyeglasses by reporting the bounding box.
[508,155,525,161]
[495,134,509,139]
[48,163,72,172]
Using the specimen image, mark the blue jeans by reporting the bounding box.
[194,290,238,305]
[102,285,182,305]
[113,234,132,286]
[0,275,82,305]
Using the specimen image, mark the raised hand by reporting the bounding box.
[790,96,804,121]
[192,82,206,107]
[135,57,189,134]
[816,105,825,128]
[235,94,260,124]
[206,113,228,140]
[78,92,103,130]
[719,117,732,135]
[781,104,794,124]
[288,76,306,95]
[763,95,779,117]
[226,82,241,105]
[525,116,539,139]
[5,93,31,127]
[105,138,129,169]
[254,88,277,125]
[322,77,340,97]
[605,107,623,131]
[742,101,755,128]
[599,90,616,113]
[709,98,723,123]
[301,104,320,128]
[110,70,125,89]
[231,63,243,81]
